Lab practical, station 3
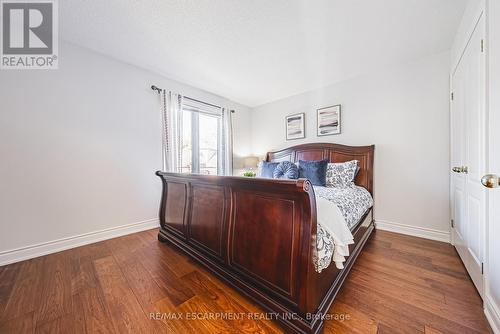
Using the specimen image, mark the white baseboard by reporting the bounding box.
[0,219,160,266]
[375,220,451,243]
[485,295,500,334]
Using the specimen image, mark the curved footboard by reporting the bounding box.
[156,172,325,331]
[155,171,374,333]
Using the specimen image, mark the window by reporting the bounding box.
[180,97,222,175]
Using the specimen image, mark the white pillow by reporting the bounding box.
[326,160,358,188]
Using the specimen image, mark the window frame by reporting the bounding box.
[181,97,222,175]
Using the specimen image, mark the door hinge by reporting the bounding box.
[451,92,454,101]
[481,262,484,275]
[481,39,484,53]
[451,219,454,228]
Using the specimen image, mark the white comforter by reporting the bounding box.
[313,185,373,272]
[316,197,354,270]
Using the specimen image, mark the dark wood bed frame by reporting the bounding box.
[156,143,375,333]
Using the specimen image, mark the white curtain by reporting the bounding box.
[220,107,233,175]
[161,90,183,172]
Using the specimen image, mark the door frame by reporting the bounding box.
[484,0,500,331]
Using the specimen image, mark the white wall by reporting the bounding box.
[251,51,451,238]
[0,42,252,262]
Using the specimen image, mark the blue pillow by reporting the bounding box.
[273,161,299,179]
[299,159,328,186]
[259,161,279,178]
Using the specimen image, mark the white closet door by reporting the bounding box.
[451,14,486,298]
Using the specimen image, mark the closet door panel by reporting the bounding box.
[451,14,485,298]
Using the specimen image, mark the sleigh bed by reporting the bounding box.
[156,143,375,333]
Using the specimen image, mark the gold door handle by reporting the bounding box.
[481,174,500,188]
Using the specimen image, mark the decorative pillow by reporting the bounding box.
[273,161,299,179]
[258,161,279,178]
[326,160,358,188]
[298,159,329,186]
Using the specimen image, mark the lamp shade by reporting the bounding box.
[243,156,259,169]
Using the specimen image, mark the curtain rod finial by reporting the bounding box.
[151,85,162,93]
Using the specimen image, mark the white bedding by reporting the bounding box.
[313,185,373,273]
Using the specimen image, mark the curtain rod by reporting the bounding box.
[150,84,235,113]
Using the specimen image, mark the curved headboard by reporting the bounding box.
[266,143,375,194]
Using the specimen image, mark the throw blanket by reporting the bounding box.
[313,185,373,272]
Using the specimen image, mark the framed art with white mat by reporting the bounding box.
[286,113,305,140]
[317,105,341,136]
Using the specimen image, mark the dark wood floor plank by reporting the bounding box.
[70,253,100,296]
[0,262,22,316]
[177,295,235,333]
[367,239,467,276]
[76,240,112,261]
[34,312,85,334]
[355,256,482,307]
[2,257,45,322]
[73,287,116,334]
[0,228,492,333]
[424,325,445,334]
[182,269,281,333]
[141,241,197,278]
[337,282,425,333]
[373,231,454,254]
[359,250,476,290]
[349,268,488,332]
[344,279,485,334]
[139,249,195,306]
[150,296,199,333]
[0,311,36,334]
[363,242,470,281]
[193,264,285,333]
[93,256,153,333]
[353,263,446,304]
[325,300,378,334]
[376,322,423,334]
[104,234,150,265]
[118,257,169,308]
[34,253,73,325]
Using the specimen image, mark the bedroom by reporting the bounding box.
[0,0,499,333]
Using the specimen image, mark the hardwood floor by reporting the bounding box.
[0,229,492,333]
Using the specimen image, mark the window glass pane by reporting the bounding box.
[181,110,192,173]
[199,114,218,175]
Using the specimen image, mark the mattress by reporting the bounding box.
[313,185,373,273]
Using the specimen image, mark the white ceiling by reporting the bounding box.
[60,0,468,107]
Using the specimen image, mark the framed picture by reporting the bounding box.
[317,105,341,136]
[286,113,305,140]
